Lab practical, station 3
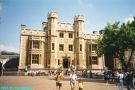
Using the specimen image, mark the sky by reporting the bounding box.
[0,0,135,53]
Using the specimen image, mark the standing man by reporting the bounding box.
[126,71,133,90]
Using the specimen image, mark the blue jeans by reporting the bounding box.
[118,80,123,90]
[127,83,132,90]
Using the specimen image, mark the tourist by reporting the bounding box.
[115,70,119,85]
[111,70,115,82]
[125,71,133,90]
[55,70,64,90]
[117,71,124,90]
[70,71,77,90]
[103,70,109,85]
[78,78,83,90]
[24,66,28,76]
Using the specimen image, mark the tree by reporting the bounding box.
[97,18,135,70]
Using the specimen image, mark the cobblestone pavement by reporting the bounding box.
[0,76,127,90]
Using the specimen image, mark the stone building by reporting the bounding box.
[19,12,105,72]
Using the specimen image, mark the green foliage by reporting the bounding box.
[97,17,135,70]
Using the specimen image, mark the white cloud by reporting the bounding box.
[124,17,134,23]
[0,44,19,53]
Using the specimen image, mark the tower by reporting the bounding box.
[47,12,58,68]
[19,25,28,70]
[74,15,86,69]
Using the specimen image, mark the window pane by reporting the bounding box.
[69,45,73,51]
[32,54,39,64]
[80,44,82,51]
[59,44,64,51]
[52,43,54,50]
[59,33,64,38]
[89,44,91,51]
[92,44,97,51]
[69,33,73,38]
[58,59,60,65]
[89,56,98,65]
[33,41,39,49]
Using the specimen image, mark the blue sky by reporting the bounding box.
[0,0,135,53]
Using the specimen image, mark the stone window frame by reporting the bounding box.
[58,59,60,65]
[33,41,40,49]
[52,43,54,50]
[80,44,82,51]
[59,44,64,51]
[89,44,97,51]
[92,44,97,51]
[89,56,98,65]
[32,54,39,64]
[69,33,73,38]
[69,44,73,51]
[59,32,64,38]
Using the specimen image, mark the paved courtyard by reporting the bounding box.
[0,76,127,90]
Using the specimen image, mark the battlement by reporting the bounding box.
[74,15,84,21]
[21,29,45,36]
[21,24,27,29]
[48,12,58,19]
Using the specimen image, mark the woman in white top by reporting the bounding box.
[70,71,77,90]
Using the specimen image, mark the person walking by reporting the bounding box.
[126,71,133,90]
[55,70,64,90]
[70,71,77,90]
[117,71,124,90]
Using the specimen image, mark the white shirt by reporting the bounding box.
[70,73,77,84]
[119,73,124,80]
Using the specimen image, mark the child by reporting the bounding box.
[78,78,83,90]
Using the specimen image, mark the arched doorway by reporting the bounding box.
[63,58,69,68]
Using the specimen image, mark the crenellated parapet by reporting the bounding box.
[20,25,45,36]
[21,24,27,29]
[74,15,84,22]
[48,12,58,19]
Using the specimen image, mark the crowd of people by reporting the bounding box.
[1,63,135,90]
[54,67,135,90]
[54,65,83,90]
[103,70,135,90]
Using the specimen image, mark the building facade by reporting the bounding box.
[19,12,105,72]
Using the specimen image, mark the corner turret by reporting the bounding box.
[48,12,58,19]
